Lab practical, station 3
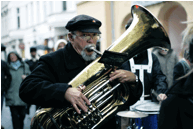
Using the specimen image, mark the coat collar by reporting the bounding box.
[63,42,87,70]
[8,60,25,70]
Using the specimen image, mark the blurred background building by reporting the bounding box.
[1,1,193,61]
[1,1,77,60]
[77,1,193,59]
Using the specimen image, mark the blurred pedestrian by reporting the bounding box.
[6,51,31,129]
[25,47,39,113]
[158,25,193,129]
[54,39,67,51]
[25,47,39,72]
[1,59,12,129]
[152,48,179,88]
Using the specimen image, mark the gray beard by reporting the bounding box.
[81,44,97,61]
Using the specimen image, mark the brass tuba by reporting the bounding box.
[30,5,171,129]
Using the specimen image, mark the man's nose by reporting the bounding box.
[87,36,95,43]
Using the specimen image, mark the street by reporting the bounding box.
[1,98,36,129]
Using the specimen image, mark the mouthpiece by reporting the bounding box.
[85,45,102,56]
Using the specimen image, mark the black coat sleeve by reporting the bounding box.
[19,54,71,108]
[120,63,143,108]
[173,62,185,82]
[126,77,143,107]
[152,54,168,94]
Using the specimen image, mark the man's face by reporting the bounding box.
[31,51,36,58]
[69,31,100,61]
[159,49,168,56]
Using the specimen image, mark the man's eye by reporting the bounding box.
[93,34,98,36]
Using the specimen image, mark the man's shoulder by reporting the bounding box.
[175,61,183,68]
[25,59,31,63]
[40,49,64,63]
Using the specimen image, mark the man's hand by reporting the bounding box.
[22,75,27,80]
[64,87,91,114]
[157,93,167,104]
[109,69,136,83]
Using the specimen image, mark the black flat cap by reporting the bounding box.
[30,47,37,52]
[65,14,102,34]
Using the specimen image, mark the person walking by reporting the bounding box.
[6,51,31,129]
[25,47,39,72]
[25,47,39,112]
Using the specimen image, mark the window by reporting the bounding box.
[50,1,53,15]
[17,8,20,29]
[31,2,34,25]
[17,16,20,28]
[63,1,66,11]
[12,45,15,49]
[37,1,39,23]
[26,5,28,26]
[17,8,19,13]
[43,1,47,20]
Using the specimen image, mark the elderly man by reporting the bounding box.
[19,15,142,129]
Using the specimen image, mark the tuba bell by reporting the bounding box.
[30,5,171,129]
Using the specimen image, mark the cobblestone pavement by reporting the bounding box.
[1,98,36,129]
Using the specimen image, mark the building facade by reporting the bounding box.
[1,1,77,60]
[77,1,193,58]
[2,1,193,60]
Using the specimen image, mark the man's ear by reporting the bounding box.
[68,33,74,42]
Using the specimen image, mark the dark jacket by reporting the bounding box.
[25,59,39,72]
[153,49,178,88]
[19,42,142,128]
[122,50,168,101]
[158,72,193,129]
[1,60,12,94]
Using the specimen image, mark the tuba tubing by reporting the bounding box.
[30,5,171,129]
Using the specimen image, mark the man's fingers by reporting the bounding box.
[82,94,91,105]
[109,70,120,77]
[72,99,88,114]
[77,100,88,113]
[72,103,81,114]
[109,73,122,82]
